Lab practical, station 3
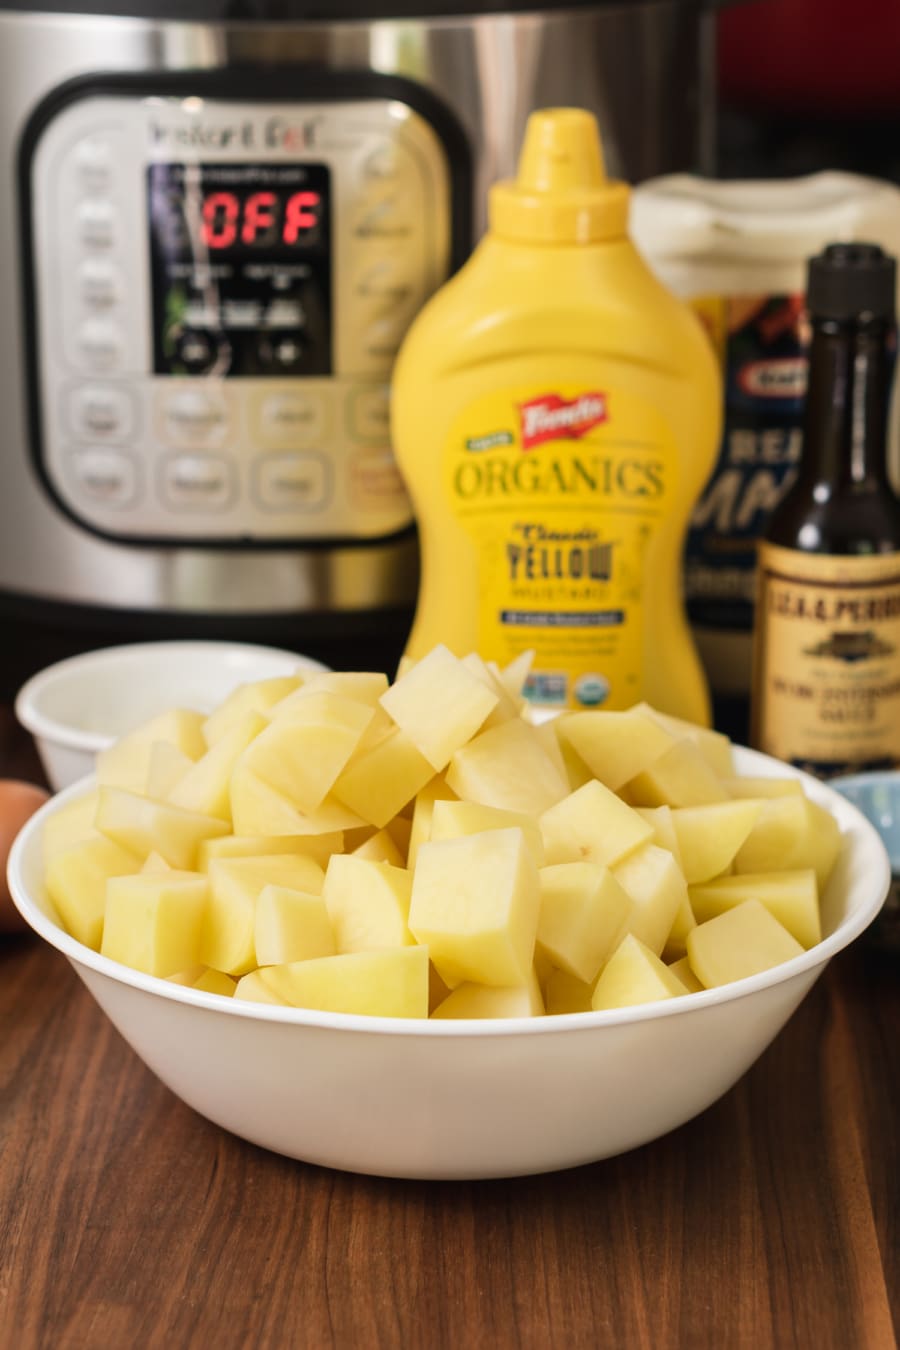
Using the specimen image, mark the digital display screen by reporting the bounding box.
[147,162,332,377]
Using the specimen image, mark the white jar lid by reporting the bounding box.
[630,171,900,267]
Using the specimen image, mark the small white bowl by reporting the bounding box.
[7,747,889,1180]
[15,640,327,791]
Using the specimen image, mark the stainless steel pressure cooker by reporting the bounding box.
[0,0,719,683]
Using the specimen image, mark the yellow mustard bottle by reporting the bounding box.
[392,108,721,721]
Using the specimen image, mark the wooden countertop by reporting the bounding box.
[1,710,898,1349]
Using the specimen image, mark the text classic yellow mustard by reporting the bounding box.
[392,109,721,721]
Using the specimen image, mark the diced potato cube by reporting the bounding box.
[230,764,364,836]
[167,966,236,997]
[669,800,764,884]
[166,963,205,985]
[342,825,376,852]
[255,885,336,966]
[431,968,544,1019]
[632,704,734,776]
[203,854,324,976]
[409,828,540,988]
[635,805,683,866]
[95,787,229,868]
[96,709,206,791]
[531,717,573,786]
[168,711,268,820]
[536,861,631,983]
[384,814,412,862]
[238,692,374,814]
[543,968,594,1015]
[198,832,343,870]
[546,723,594,791]
[145,741,194,800]
[332,725,434,827]
[539,780,653,869]
[661,893,697,963]
[407,776,457,871]
[323,854,414,953]
[41,791,101,864]
[273,670,388,710]
[497,649,534,701]
[428,961,453,1015]
[689,870,821,949]
[352,705,396,754]
[460,652,521,727]
[592,934,690,1010]
[141,850,172,873]
[445,718,570,816]
[101,871,207,977]
[625,738,729,808]
[612,843,689,957]
[202,675,303,746]
[556,709,676,792]
[430,799,545,864]
[379,644,498,770]
[45,835,141,949]
[260,945,429,1018]
[351,828,406,866]
[687,899,805,987]
[733,795,841,891]
[233,970,289,1004]
[192,968,236,997]
[667,956,704,993]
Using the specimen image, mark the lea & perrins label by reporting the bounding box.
[752,539,900,775]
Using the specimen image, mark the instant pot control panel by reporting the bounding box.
[21,79,457,545]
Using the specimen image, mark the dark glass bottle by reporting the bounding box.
[751,243,900,777]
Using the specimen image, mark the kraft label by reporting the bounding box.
[687,294,807,637]
[444,384,678,709]
[753,540,900,774]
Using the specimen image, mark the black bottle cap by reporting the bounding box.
[807,242,896,323]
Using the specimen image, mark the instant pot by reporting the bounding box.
[0,0,719,686]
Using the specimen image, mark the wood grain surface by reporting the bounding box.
[1,712,897,1350]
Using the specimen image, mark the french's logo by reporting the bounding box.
[519,393,608,450]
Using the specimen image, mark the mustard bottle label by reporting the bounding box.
[444,383,679,709]
[753,540,900,774]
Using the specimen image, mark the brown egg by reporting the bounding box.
[0,781,50,933]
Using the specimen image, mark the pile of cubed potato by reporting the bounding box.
[41,644,841,1018]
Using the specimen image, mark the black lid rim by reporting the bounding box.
[807,242,897,324]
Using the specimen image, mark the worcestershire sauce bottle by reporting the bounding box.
[752,243,900,775]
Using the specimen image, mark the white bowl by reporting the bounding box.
[7,748,889,1180]
[14,640,328,791]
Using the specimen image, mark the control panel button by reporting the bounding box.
[364,144,404,182]
[348,385,390,443]
[75,136,113,193]
[173,329,226,376]
[68,384,136,442]
[161,454,235,511]
[76,318,124,371]
[255,392,327,447]
[349,447,410,514]
[68,447,138,507]
[355,259,415,303]
[161,389,230,446]
[78,258,121,308]
[77,200,116,249]
[254,452,329,512]
[353,196,414,241]
[361,314,408,361]
[254,333,308,375]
